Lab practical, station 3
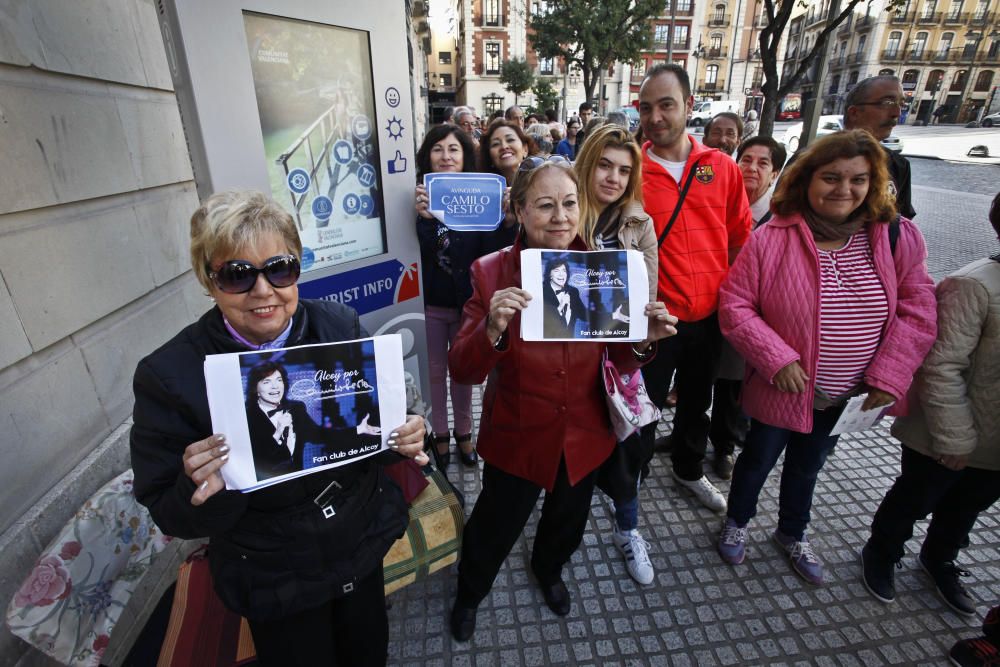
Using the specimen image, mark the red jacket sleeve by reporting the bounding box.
[449,255,509,385]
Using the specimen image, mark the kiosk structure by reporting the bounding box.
[158,0,429,401]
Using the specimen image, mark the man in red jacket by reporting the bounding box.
[637,64,752,511]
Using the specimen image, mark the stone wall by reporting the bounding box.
[0,1,209,662]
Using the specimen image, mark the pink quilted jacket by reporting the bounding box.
[718,213,937,433]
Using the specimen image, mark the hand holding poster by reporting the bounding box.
[828,393,895,436]
[204,335,406,492]
[423,173,507,231]
[520,249,650,342]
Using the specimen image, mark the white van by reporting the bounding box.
[689,100,739,126]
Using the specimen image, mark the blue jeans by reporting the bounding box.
[726,409,842,541]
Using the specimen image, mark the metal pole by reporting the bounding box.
[725,0,745,96]
[667,0,676,62]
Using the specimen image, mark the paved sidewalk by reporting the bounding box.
[386,407,999,666]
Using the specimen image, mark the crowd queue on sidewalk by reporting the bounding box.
[128,66,1000,665]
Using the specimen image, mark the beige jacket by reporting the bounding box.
[616,201,659,303]
[891,257,1000,470]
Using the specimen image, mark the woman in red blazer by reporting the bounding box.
[446,158,678,640]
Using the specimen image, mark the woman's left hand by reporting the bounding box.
[861,388,896,411]
[389,415,429,465]
[640,302,679,348]
[356,413,382,436]
[612,304,631,324]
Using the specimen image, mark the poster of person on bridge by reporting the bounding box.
[243,12,388,275]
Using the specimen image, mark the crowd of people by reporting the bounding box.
[128,67,999,665]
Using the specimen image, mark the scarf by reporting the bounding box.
[802,208,868,243]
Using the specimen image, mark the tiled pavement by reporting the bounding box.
[384,178,1000,666]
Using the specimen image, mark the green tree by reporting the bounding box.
[529,0,662,105]
[755,0,906,138]
[499,58,535,105]
[532,78,561,114]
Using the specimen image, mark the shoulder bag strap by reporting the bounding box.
[657,158,702,247]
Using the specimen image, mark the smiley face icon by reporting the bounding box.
[385,87,401,108]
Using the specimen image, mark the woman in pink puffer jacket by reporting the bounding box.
[715,130,937,585]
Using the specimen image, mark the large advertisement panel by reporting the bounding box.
[243,13,387,274]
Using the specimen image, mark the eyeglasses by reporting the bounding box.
[854,98,906,109]
[518,155,572,172]
[208,255,301,294]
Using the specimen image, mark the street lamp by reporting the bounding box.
[692,39,706,97]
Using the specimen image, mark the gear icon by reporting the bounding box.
[386,116,404,140]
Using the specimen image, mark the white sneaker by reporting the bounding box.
[612,529,655,585]
[671,470,728,513]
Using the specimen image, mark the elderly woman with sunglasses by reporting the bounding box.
[130,191,427,667]
[446,156,678,640]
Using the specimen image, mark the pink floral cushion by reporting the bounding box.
[5,470,171,666]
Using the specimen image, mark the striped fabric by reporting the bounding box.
[815,232,889,399]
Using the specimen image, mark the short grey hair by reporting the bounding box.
[605,111,630,128]
[844,75,901,111]
[190,190,301,291]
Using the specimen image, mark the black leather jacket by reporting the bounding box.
[130,299,408,620]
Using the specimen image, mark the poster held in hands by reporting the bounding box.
[204,335,406,492]
[520,249,649,342]
[828,393,895,436]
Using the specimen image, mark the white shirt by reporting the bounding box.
[260,400,296,456]
[644,148,686,183]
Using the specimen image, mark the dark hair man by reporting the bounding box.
[637,63,753,510]
[578,102,594,125]
[843,75,915,219]
[703,112,744,157]
[504,105,526,128]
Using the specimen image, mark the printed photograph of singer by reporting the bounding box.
[540,251,631,340]
[239,340,382,482]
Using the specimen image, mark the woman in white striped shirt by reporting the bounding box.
[714,130,938,586]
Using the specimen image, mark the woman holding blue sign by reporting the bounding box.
[574,123,661,586]
[415,125,516,467]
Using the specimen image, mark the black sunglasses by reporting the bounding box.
[208,255,301,294]
[518,155,572,172]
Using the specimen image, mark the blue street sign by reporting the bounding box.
[424,173,507,231]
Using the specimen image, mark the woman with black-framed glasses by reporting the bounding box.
[130,190,427,666]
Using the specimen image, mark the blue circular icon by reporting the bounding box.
[343,193,361,215]
[352,115,372,140]
[385,87,401,108]
[312,195,333,221]
[300,247,315,271]
[356,163,377,188]
[333,140,353,165]
[359,194,375,216]
[287,168,310,194]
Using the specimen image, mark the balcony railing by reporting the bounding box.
[907,50,930,63]
[806,12,827,26]
[706,47,729,59]
[970,11,992,24]
[881,49,902,61]
[917,11,942,23]
[943,11,964,23]
[708,16,730,27]
[662,4,695,16]
[931,49,952,62]
[652,38,690,51]
[697,79,724,92]
[828,55,846,70]
[856,15,874,29]
[890,11,913,23]
[847,52,865,64]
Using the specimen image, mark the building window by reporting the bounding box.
[925,69,944,91]
[920,0,937,19]
[484,0,501,26]
[674,25,689,48]
[962,39,978,58]
[951,69,968,90]
[633,59,647,77]
[440,73,452,87]
[857,34,867,55]
[937,32,953,58]
[973,0,988,19]
[830,74,841,94]
[848,70,859,86]
[710,34,722,52]
[713,4,726,21]
[975,70,994,91]
[879,68,895,76]
[911,32,927,57]
[539,56,554,75]
[439,52,452,65]
[676,0,692,11]
[531,0,548,16]
[946,0,962,19]
[990,38,1000,57]
[886,31,902,57]
[706,64,719,84]
[654,24,669,44]
[902,68,920,88]
[483,95,504,115]
[752,66,763,88]
[484,41,501,75]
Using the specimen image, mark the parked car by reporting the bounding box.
[981,111,1000,128]
[780,115,904,153]
[688,99,739,126]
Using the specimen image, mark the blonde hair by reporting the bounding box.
[573,124,644,248]
[189,190,302,291]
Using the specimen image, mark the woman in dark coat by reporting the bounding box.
[130,190,427,666]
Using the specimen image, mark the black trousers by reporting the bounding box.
[641,313,723,480]
[456,458,597,608]
[709,378,749,456]
[868,446,1000,563]
[247,565,388,667]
